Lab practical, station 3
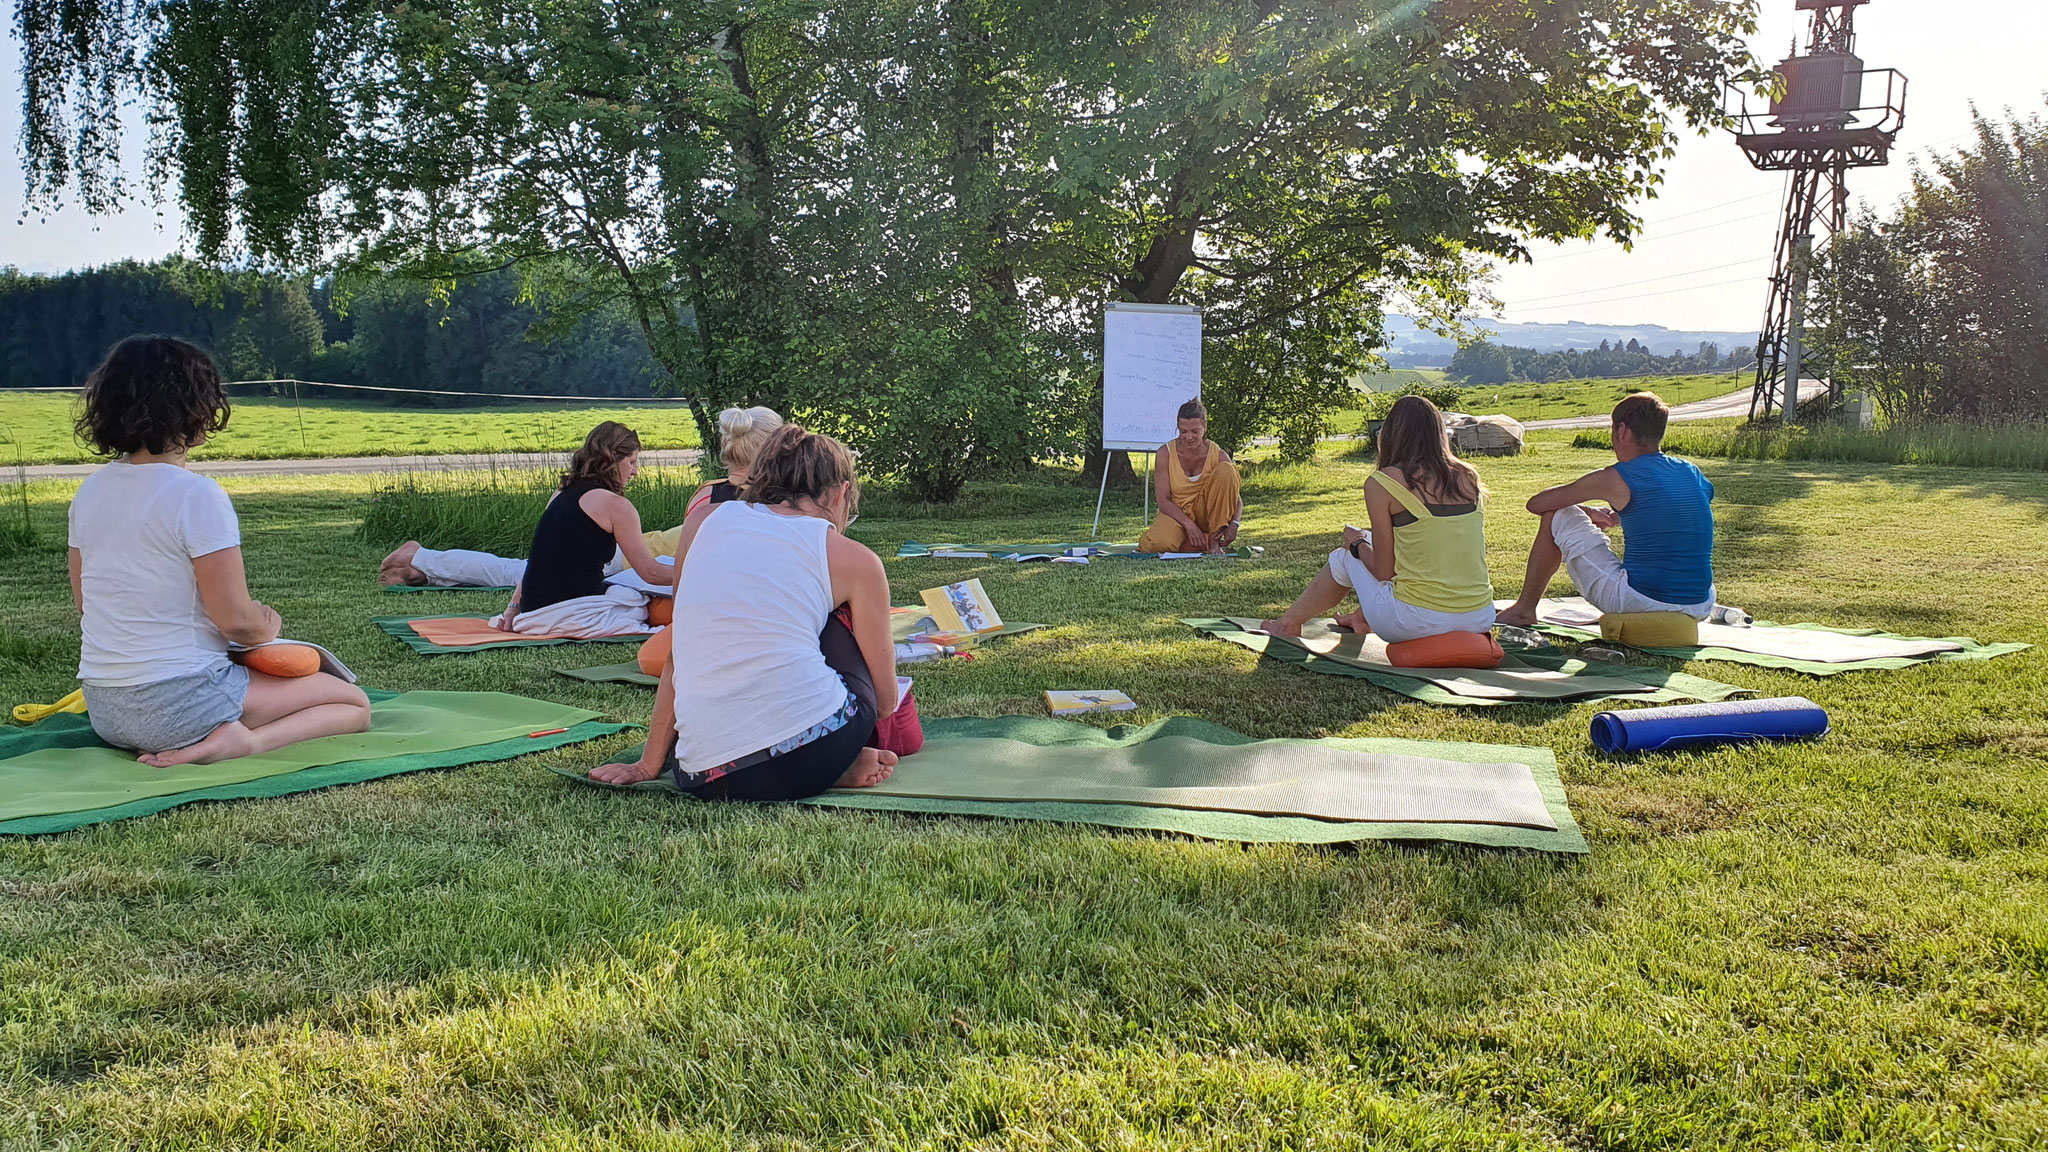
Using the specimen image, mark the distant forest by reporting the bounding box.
[0,259,658,401]
[1446,338,1756,384]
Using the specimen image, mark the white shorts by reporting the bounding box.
[1327,544,1496,643]
[1549,506,1715,619]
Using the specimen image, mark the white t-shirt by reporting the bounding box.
[69,460,242,687]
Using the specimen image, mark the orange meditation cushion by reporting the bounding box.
[646,597,674,627]
[1384,630,1505,670]
[636,626,673,677]
[235,643,322,678]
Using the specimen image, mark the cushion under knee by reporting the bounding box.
[1384,631,1504,669]
[1600,612,1700,648]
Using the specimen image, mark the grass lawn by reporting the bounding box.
[1446,372,1749,424]
[1,448,2044,1149]
[0,391,703,465]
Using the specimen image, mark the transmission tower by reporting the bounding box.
[1729,0,1906,422]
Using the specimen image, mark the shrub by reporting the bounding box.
[355,466,699,553]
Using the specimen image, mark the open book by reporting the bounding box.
[228,639,357,684]
[604,555,677,596]
[919,578,1004,634]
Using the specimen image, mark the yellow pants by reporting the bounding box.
[1138,461,1242,552]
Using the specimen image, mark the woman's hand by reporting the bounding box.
[1185,527,1211,552]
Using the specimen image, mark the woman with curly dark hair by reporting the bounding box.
[67,335,371,767]
[491,421,672,635]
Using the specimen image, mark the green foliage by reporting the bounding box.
[1448,338,1753,384]
[1811,106,2048,421]
[17,1,1765,498]
[1571,419,2048,471]
[355,467,701,555]
[1361,378,1467,420]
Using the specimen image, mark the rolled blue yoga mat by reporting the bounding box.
[1590,696,1830,754]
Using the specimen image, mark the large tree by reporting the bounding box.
[17,0,1761,495]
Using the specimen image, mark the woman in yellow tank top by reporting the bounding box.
[1260,395,1497,642]
[1137,398,1243,554]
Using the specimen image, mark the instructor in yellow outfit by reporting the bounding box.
[1137,398,1243,554]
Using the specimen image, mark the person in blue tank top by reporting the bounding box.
[1495,392,1718,628]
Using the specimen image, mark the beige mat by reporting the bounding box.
[1221,617,1656,701]
[863,731,1557,829]
[1523,598,1964,662]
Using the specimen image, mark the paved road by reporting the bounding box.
[19,448,704,483]
[1522,379,1828,430]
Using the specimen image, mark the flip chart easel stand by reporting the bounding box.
[1093,302,1199,540]
[1088,450,1151,539]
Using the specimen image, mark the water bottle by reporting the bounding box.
[1709,604,1752,627]
[1495,625,1550,650]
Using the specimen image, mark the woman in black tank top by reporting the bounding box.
[498,422,674,628]
[518,478,622,611]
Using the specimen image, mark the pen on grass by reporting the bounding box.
[527,727,570,738]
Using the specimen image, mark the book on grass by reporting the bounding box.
[928,549,990,558]
[919,578,1004,634]
[1044,690,1136,717]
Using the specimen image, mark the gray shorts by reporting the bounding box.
[82,662,251,754]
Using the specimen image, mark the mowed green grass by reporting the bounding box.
[0,391,702,465]
[1,449,2045,1149]
[1449,372,1749,423]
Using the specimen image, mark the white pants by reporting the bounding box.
[1549,506,1715,619]
[1327,542,1497,643]
[491,585,650,637]
[413,546,628,589]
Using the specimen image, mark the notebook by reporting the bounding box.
[1044,690,1136,717]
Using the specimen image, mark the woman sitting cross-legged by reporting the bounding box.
[591,425,900,798]
[378,405,785,588]
[1136,397,1243,555]
[1261,394,1496,641]
[492,421,674,636]
[68,335,372,767]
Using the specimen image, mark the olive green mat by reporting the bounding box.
[374,614,657,655]
[552,716,1588,853]
[1185,618,1751,707]
[0,690,627,835]
[1514,598,2030,675]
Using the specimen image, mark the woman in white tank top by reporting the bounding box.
[589,427,900,799]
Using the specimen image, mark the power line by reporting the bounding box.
[1499,255,1770,307]
[1498,274,1765,314]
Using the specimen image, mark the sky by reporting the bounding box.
[3,2,2045,333]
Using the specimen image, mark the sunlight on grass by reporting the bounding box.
[1,448,2043,1148]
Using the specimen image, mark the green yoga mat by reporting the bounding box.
[558,661,660,687]
[899,539,1258,560]
[1185,618,1751,707]
[1525,618,2030,675]
[374,614,656,656]
[553,716,1587,854]
[381,583,515,594]
[0,690,629,835]
[559,617,1052,686]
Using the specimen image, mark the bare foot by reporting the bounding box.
[1334,609,1370,634]
[590,760,663,785]
[1493,604,1540,629]
[378,542,427,585]
[1257,618,1302,637]
[834,747,897,789]
[138,721,258,768]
